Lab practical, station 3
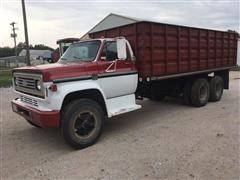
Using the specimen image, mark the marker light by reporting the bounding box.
[49,84,57,92]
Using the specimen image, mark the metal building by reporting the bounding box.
[81,13,141,40]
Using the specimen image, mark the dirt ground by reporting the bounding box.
[0,72,239,180]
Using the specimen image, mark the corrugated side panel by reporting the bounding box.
[90,21,238,78]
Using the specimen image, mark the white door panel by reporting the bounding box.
[100,74,138,99]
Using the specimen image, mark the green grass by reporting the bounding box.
[231,65,240,71]
[0,71,12,87]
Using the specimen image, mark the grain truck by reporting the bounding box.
[11,21,238,149]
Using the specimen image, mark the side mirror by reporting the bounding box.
[116,38,127,60]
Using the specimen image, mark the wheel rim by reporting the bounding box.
[73,111,96,138]
[199,85,207,101]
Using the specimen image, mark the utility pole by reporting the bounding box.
[10,22,18,67]
[21,0,30,66]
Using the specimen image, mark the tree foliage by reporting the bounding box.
[33,44,54,51]
[0,42,54,58]
[0,47,15,58]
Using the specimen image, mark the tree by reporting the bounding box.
[227,30,240,37]
[33,44,54,51]
[0,43,54,58]
[0,47,15,58]
[17,42,26,54]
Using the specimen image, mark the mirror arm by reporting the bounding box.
[125,40,136,63]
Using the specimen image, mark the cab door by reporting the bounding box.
[97,40,138,99]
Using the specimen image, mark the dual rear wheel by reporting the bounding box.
[209,76,224,102]
[184,76,224,107]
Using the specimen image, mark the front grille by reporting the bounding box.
[13,72,45,98]
[20,96,38,107]
[17,77,36,89]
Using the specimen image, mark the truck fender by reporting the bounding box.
[47,80,109,115]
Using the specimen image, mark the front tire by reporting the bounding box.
[62,99,105,149]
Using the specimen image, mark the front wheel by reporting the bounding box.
[61,99,105,149]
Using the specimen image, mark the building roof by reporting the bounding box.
[80,13,143,39]
[88,13,142,34]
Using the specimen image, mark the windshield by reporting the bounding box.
[60,40,101,62]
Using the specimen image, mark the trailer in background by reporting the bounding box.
[52,38,80,62]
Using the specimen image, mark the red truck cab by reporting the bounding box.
[12,37,140,148]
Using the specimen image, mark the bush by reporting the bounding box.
[231,65,240,71]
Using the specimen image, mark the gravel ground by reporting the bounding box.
[0,72,239,180]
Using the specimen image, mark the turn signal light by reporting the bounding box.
[49,84,57,92]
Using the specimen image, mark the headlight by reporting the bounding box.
[14,77,18,86]
[36,80,42,90]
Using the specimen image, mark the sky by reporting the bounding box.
[0,0,239,49]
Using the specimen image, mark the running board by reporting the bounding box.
[106,94,141,117]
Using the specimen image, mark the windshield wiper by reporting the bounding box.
[61,56,92,62]
[73,56,83,59]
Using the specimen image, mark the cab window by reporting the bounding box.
[103,41,118,61]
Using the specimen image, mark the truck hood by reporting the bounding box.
[13,62,98,82]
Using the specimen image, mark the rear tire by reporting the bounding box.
[190,78,209,107]
[61,99,105,149]
[209,76,224,102]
